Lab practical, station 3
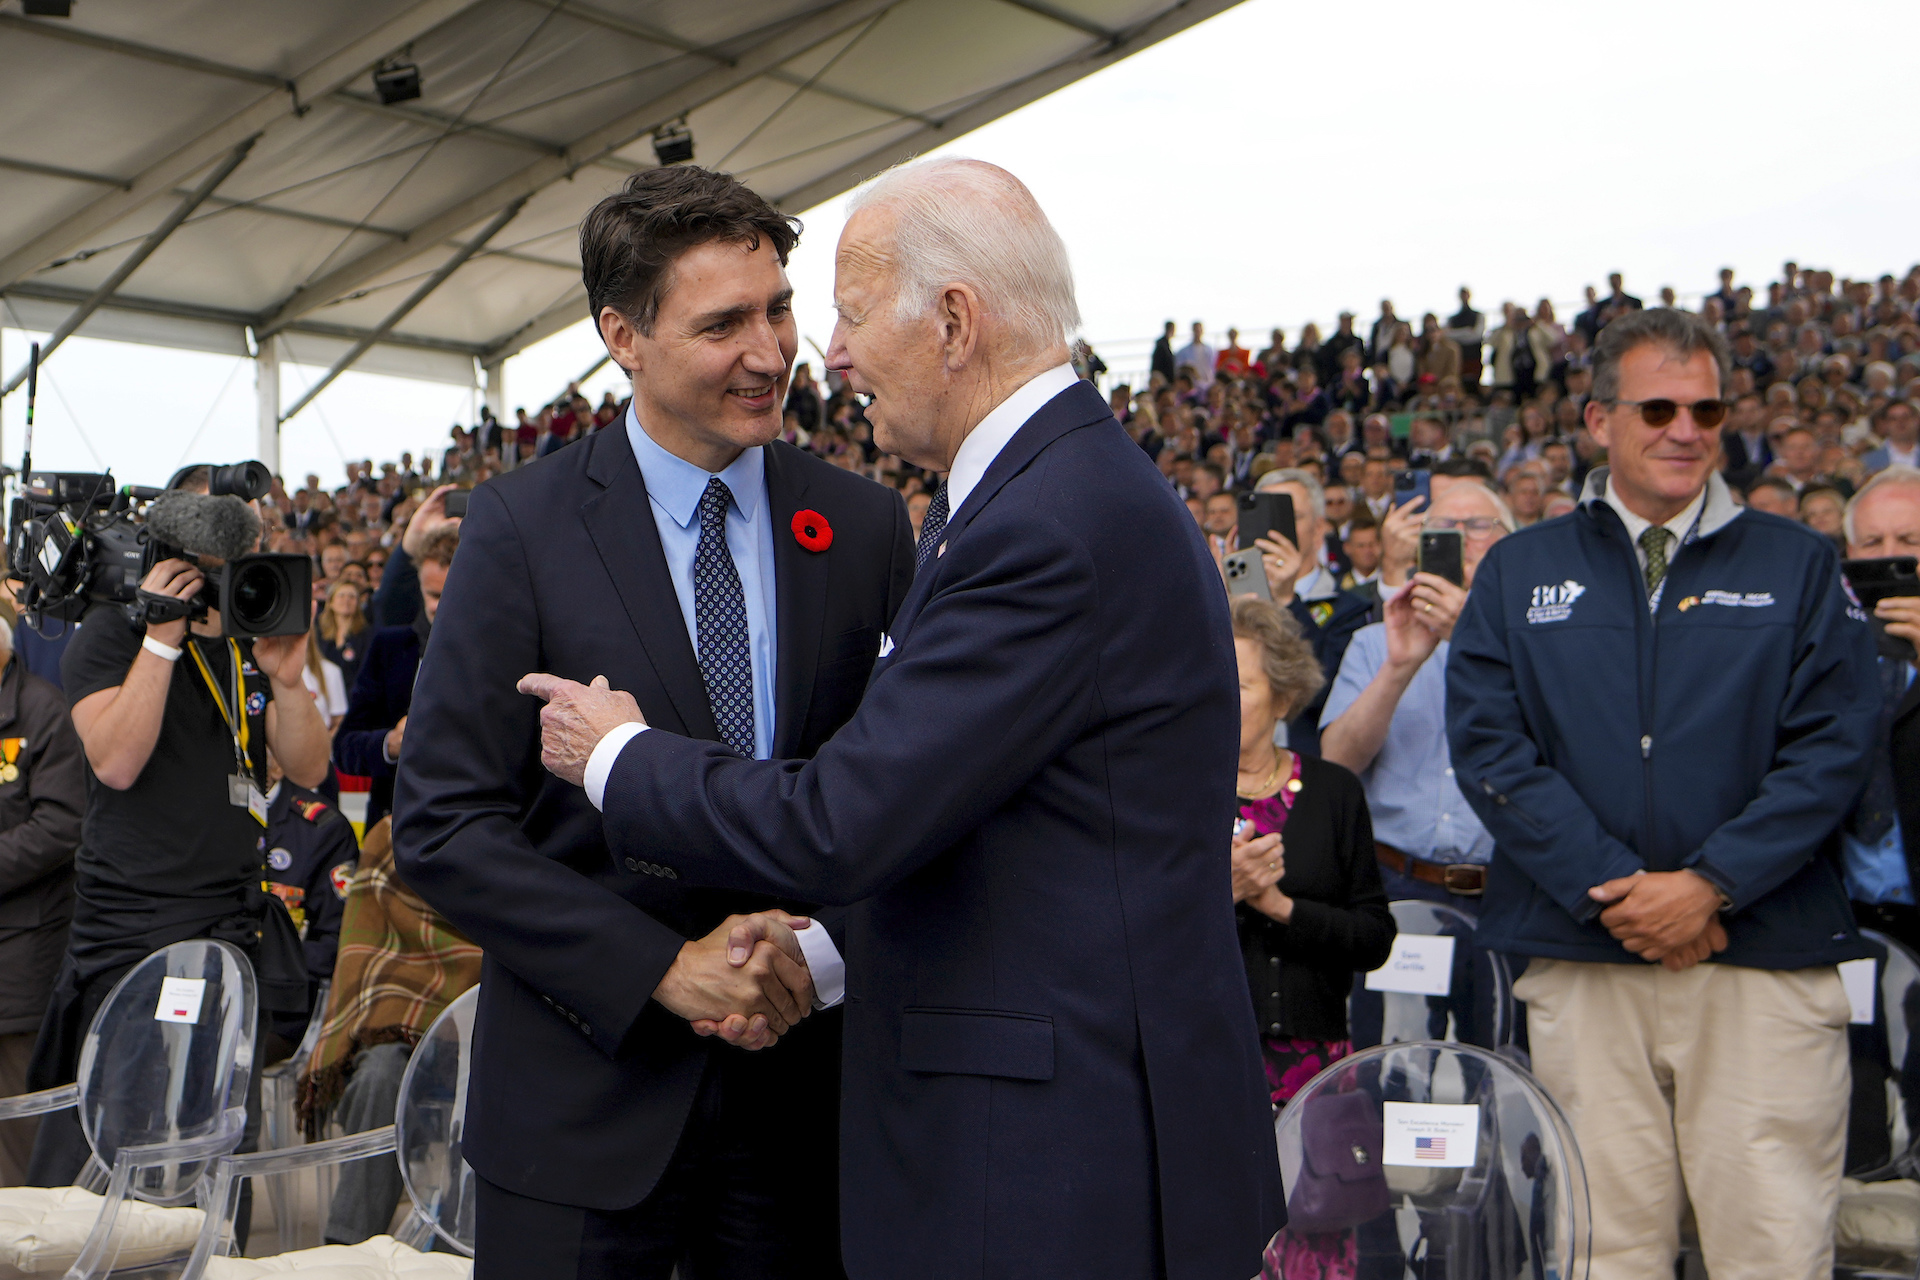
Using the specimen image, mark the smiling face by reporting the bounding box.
[604,237,796,473]
[1585,344,1723,524]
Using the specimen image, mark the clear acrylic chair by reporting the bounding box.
[181,985,479,1276]
[256,978,334,1253]
[1835,930,1920,1278]
[1350,900,1521,1056]
[0,938,257,1279]
[1266,1039,1589,1279]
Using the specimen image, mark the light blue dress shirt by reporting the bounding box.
[1319,623,1494,864]
[625,405,778,760]
[1843,661,1916,906]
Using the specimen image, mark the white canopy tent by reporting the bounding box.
[0,0,1242,472]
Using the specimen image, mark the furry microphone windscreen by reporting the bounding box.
[146,492,262,561]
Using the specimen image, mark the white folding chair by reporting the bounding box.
[0,938,257,1278]
[1835,930,1920,1279]
[181,986,479,1277]
[1267,1039,1590,1279]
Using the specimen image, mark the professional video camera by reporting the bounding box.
[6,460,312,639]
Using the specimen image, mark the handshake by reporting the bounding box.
[654,909,819,1051]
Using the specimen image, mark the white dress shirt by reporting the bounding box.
[1603,477,1704,574]
[943,363,1080,518]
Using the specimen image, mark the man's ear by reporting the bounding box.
[939,284,982,372]
[1583,397,1612,451]
[597,306,642,377]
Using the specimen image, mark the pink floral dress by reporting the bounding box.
[1243,755,1357,1280]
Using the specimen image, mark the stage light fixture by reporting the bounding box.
[373,59,422,106]
[652,122,695,167]
[22,1,74,16]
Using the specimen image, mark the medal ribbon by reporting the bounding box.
[187,637,255,777]
[0,737,20,782]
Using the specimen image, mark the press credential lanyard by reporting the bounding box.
[188,638,267,826]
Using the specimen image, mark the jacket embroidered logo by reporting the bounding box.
[1526,580,1586,624]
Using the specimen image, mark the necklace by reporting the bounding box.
[1237,747,1289,799]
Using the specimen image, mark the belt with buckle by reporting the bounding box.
[1376,841,1486,896]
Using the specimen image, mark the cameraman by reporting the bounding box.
[25,467,330,1185]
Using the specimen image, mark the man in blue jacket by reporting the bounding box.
[1447,308,1878,1280]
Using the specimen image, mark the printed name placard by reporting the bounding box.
[1382,1101,1479,1168]
[1839,958,1877,1025]
[1364,934,1456,997]
[155,977,207,1025]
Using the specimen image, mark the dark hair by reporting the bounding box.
[1591,307,1732,402]
[1745,475,1798,501]
[579,166,800,338]
[1433,457,1493,480]
[417,525,460,569]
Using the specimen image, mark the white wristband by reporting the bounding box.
[142,635,183,662]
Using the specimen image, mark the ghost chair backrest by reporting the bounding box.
[395,984,479,1256]
[1847,930,1920,1181]
[76,938,258,1204]
[1267,1040,1589,1280]
[1350,900,1518,1053]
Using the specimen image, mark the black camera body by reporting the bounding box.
[8,465,312,639]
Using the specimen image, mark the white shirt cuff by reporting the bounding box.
[584,722,647,811]
[793,921,846,1009]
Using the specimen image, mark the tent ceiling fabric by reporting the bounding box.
[0,0,1241,397]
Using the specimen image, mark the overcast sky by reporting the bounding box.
[6,0,1920,488]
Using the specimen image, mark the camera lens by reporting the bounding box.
[208,461,272,502]
[229,561,285,632]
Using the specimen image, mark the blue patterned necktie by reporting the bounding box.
[693,477,754,757]
[915,484,949,569]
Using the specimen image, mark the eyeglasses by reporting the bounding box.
[1425,517,1504,535]
[1607,398,1729,429]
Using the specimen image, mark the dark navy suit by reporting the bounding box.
[332,624,421,828]
[391,427,912,1275]
[600,380,1284,1280]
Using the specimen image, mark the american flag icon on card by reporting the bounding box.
[1414,1136,1446,1160]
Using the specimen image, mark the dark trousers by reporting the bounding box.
[473,1046,844,1280]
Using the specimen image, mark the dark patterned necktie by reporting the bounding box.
[693,477,754,757]
[915,484,950,569]
[1639,526,1674,598]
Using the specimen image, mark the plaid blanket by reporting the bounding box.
[298,817,482,1136]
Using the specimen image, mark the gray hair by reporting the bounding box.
[1591,307,1732,402]
[1257,467,1325,521]
[847,158,1080,350]
[1844,464,1920,545]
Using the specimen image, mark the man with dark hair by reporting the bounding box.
[1150,320,1177,384]
[1449,306,1877,1277]
[393,165,914,1279]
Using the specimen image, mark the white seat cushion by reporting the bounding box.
[1836,1176,1920,1263]
[0,1184,204,1277]
[203,1235,471,1278]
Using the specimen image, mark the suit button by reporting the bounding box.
[662,867,678,880]
[1270,991,1280,999]
[1268,1022,1282,1034]
[625,858,641,872]
[580,1025,592,1038]
[1269,958,1280,968]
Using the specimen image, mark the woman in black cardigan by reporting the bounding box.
[1229,597,1395,1106]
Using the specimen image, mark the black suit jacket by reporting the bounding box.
[391,428,913,1211]
[332,625,421,828]
[598,381,1284,1280]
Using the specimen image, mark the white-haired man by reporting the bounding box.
[521,158,1283,1280]
[1842,466,1920,957]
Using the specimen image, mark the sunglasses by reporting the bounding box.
[1608,398,1729,429]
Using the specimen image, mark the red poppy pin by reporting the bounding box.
[791,509,832,552]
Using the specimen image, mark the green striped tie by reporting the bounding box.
[1639,526,1674,598]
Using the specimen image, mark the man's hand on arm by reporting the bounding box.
[518,673,647,787]
[1877,596,1920,648]
[654,912,816,1052]
[1588,870,1728,966]
[1378,496,1425,588]
[256,631,332,787]
[402,484,464,558]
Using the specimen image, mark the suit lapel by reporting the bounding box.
[580,428,719,742]
[763,443,826,757]
[888,380,1112,639]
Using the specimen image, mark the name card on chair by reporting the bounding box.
[1383,1102,1479,1168]
[155,977,207,1024]
[1839,958,1876,1025]
[1364,934,1456,997]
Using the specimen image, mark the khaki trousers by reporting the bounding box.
[1513,958,1850,1280]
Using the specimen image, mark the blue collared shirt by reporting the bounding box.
[626,405,778,759]
[1320,623,1494,864]
[1843,661,1916,906]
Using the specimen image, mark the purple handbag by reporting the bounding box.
[1285,1090,1391,1233]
